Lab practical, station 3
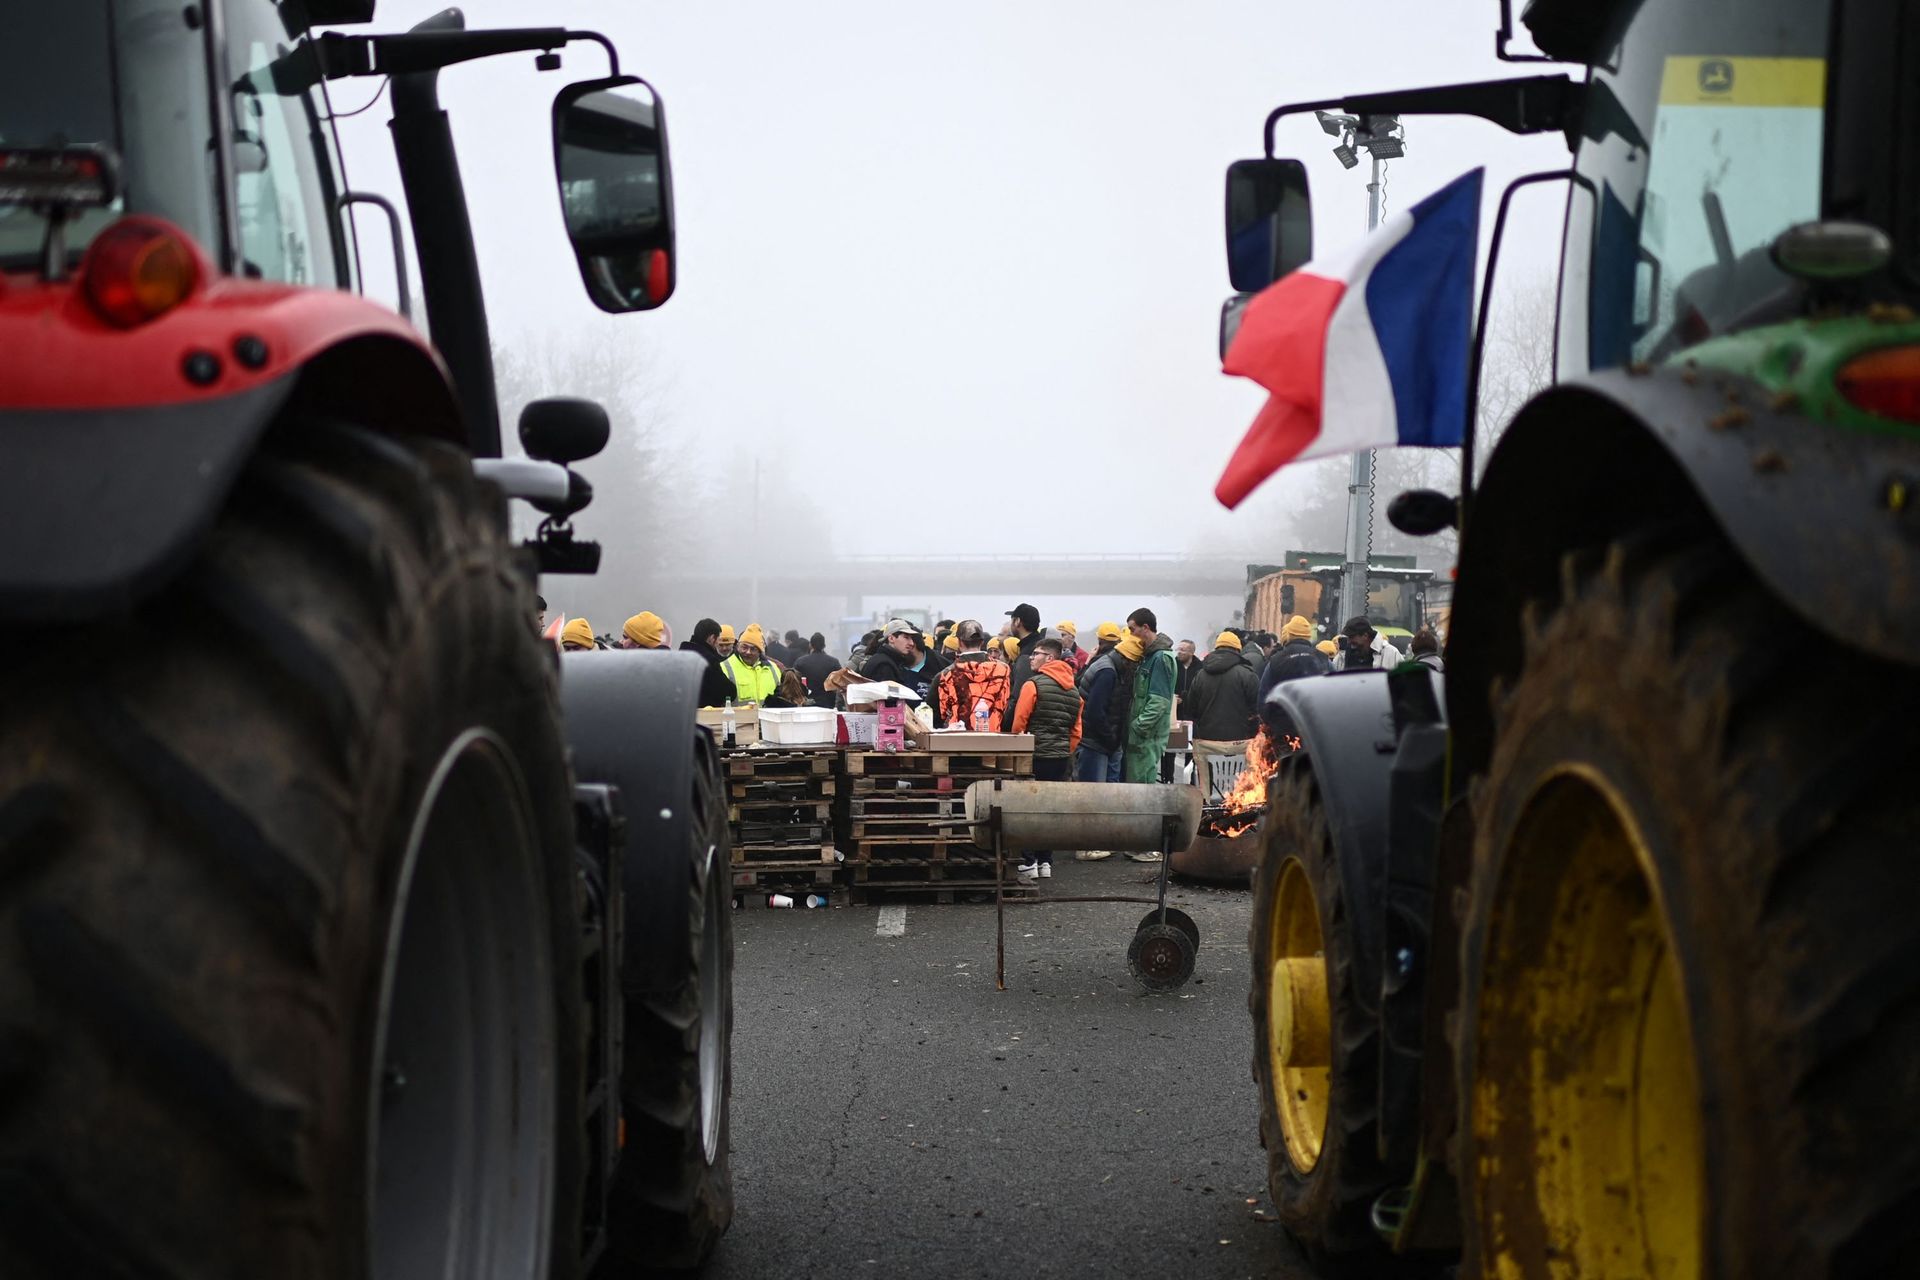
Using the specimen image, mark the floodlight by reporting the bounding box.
[1332,142,1359,169]
[1315,110,1351,138]
[1367,135,1406,160]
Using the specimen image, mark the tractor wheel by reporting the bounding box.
[597,729,734,1274]
[0,422,583,1280]
[1460,534,1920,1279]
[1249,765,1401,1271]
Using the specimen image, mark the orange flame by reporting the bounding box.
[1220,729,1287,815]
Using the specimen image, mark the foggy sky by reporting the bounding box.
[332,1,1565,639]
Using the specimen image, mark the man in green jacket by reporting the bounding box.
[1122,606,1179,800]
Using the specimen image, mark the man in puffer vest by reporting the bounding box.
[1011,636,1083,881]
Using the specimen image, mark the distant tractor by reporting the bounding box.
[1226,1,1920,1276]
[1244,551,1433,642]
[0,4,729,1278]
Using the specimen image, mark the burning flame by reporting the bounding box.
[1211,729,1298,837]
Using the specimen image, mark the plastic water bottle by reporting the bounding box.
[974,702,992,734]
[722,698,737,749]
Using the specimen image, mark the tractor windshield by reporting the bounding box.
[1576,0,1829,370]
[0,1,219,271]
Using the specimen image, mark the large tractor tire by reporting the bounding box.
[0,421,584,1280]
[1250,764,1401,1273]
[598,727,735,1274]
[1459,533,1920,1279]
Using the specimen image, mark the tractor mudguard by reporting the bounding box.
[1450,365,1920,775]
[558,649,712,1001]
[1263,669,1400,1018]
[0,265,464,624]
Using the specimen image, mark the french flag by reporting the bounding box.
[1214,167,1483,509]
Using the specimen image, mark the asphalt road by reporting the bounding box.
[709,858,1317,1280]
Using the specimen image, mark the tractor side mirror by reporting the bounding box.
[1387,489,1458,536]
[553,75,675,313]
[1225,158,1312,292]
[520,397,610,464]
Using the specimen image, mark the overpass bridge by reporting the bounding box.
[648,554,1252,604]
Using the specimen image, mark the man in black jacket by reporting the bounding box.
[858,619,937,704]
[680,617,737,708]
[1000,602,1045,730]
[1187,631,1260,796]
[794,632,842,708]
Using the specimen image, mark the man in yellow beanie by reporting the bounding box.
[1188,630,1260,795]
[620,611,666,650]
[561,617,598,652]
[1259,614,1335,709]
[723,624,779,703]
[1056,620,1089,674]
[716,624,736,659]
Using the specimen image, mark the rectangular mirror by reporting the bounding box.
[553,75,675,312]
[1225,158,1312,292]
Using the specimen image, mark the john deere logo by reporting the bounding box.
[1699,59,1735,94]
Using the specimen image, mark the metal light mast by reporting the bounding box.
[1315,110,1406,632]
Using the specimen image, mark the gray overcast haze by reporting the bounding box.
[334,1,1565,637]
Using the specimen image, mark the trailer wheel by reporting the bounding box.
[1249,765,1399,1271]
[0,422,582,1280]
[597,729,734,1274]
[1460,535,1920,1279]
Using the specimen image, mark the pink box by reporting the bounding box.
[874,698,909,753]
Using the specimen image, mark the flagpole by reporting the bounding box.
[1341,151,1386,636]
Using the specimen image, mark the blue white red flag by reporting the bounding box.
[1214,167,1482,509]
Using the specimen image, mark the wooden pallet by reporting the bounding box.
[731,841,837,866]
[842,750,1031,778]
[730,860,839,889]
[848,818,978,842]
[736,820,833,845]
[730,797,832,823]
[729,777,836,804]
[846,793,966,818]
[723,747,837,779]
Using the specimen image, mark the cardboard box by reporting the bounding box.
[920,731,1034,753]
[697,705,759,747]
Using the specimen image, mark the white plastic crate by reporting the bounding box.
[759,707,839,744]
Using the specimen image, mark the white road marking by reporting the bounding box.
[875,906,907,937]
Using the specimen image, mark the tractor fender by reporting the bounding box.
[0,275,463,624]
[559,649,713,1001]
[1263,669,1399,1017]
[1450,367,1920,776]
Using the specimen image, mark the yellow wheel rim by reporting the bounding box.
[1267,857,1331,1173]
[1472,769,1705,1280]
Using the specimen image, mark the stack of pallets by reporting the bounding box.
[722,745,846,907]
[840,749,1034,904]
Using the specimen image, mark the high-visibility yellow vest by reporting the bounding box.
[722,654,779,704]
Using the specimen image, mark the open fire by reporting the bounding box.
[1200,728,1297,838]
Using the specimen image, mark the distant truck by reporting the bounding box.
[1244,551,1433,641]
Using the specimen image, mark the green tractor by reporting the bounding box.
[1230,0,1920,1275]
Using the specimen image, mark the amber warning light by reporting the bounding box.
[82,219,200,328]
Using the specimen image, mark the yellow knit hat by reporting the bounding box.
[1282,615,1314,642]
[718,624,735,643]
[1096,622,1123,643]
[1316,639,1338,656]
[738,623,767,651]
[1214,630,1241,651]
[1117,635,1145,661]
[987,636,1005,652]
[623,611,664,648]
[561,617,596,650]
[943,633,960,652]
[1057,621,1078,637]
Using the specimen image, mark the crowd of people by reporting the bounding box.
[534,595,1444,882]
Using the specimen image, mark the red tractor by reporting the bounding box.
[0,4,730,1277]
